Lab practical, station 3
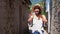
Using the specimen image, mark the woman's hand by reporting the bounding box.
[28,14,33,22]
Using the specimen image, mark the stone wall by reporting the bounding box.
[20,0,30,34]
[0,0,31,34]
[0,0,20,34]
[51,0,60,34]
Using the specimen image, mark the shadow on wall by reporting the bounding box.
[58,11,60,32]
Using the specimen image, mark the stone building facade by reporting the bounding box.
[50,0,60,34]
[0,0,31,34]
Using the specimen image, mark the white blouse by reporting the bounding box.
[28,13,44,34]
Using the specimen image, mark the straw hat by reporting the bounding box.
[32,4,42,12]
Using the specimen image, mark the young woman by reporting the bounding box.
[28,4,47,34]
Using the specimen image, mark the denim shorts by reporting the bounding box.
[29,30,44,34]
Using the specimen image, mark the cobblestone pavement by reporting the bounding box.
[44,30,48,34]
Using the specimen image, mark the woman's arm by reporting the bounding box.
[42,15,47,23]
[28,14,33,22]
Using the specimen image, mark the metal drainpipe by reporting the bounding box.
[45,0,51,34]
[48,3,50,34]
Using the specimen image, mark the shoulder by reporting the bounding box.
[41,14,46,18]
[40,14,46,20]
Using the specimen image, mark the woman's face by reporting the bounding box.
[34,9,39,15]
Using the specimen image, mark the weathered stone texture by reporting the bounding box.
[0,0,31,34]
[51,0,60,34]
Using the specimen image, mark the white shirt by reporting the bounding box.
[32,14,43,34]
